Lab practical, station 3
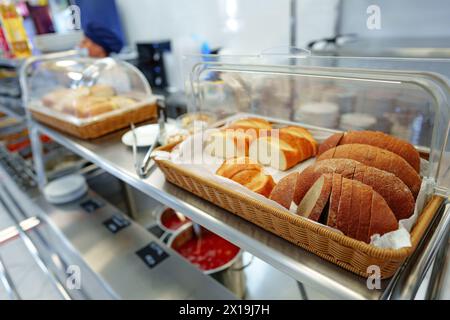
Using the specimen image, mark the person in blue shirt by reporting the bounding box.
[75,0,125,57]
[79,22,124,57]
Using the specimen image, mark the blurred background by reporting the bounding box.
[2,0,450,86]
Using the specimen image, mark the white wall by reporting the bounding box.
[339,0,450,38]
[115,0,338,53]
[115,0,338,89]
[296,0,340,48]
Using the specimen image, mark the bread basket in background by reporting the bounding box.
[24,55,158,139]
[156,52,450,278]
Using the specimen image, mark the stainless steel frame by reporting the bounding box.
[424,203,450,300]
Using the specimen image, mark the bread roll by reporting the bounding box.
[279,127,316,159]
[292,158,415,220]
[318,131,420,172]
[281,126,318,154]
[249,136,300,171]
[208,130,257,158]
[110,96,136,109]
[216,157,261,178]
[42,88,70,108]
[317,144,421,198]
[89,84,116,97]
[70,96,113,118]
[216,157,275,197]
[230,169,261,185]
[227,117,272,131]
[246,172,276,197]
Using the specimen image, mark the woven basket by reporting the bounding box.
[31,102,157,139]
[155,144,444,279]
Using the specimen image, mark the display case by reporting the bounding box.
[155,49,450,278]
[23,55,158,139]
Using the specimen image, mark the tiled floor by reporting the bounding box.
[242,252,329,300]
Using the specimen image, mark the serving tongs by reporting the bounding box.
[131,98,166,178]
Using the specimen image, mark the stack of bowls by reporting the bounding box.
[295,102,339,128]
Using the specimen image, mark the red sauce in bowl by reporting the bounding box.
[161,208,190,230]
[174,230,240,271]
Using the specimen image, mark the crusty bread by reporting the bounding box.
[367,192,398,242]
[294,158,356,205]
[327,173,342,228]
[355,182,372,242]
[297,174,332,221]
[330,177,398,243]
[317,144,421,198]
[337,176,353,236]
[348,178,362,239]
[208,129,257,158]
[216,157,275,197]
[318,132,343,156]
[269,172,299,209]
[249,136,300,171]
[286,173,399,243]
[227,117,272,131]
[293,158,415,220]
[318,131,420,172]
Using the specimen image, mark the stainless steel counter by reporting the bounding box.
[0,162,235,300]
[31,122,392,300]
[33,193,236,300]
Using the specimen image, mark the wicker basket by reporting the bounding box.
[31,102,157,139]
[155,144,444,279]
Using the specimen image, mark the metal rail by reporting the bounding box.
[425,203,450,299]
[387,200,450,299]
[0,183,72,300]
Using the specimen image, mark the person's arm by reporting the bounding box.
[79,37,108,58]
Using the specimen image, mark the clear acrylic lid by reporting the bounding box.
[182,48,450,196]
[23,55,155,126]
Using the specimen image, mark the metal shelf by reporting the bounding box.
[0,104,25,120]
[0,57,23,68]
[0,94,24,119]
[31,122,390,300]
